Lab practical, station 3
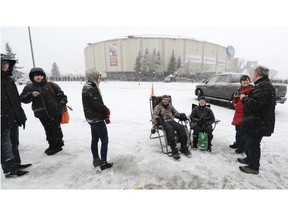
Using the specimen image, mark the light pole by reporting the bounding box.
[28,26,35,67]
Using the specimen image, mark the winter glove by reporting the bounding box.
[32,91,40,97]
[105,109,111,124]
[179,113,188,121]
[156,118,163,126]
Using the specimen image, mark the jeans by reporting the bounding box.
[1,127,18,174]
[89,121,109,161]
[235,125,246,152]
[245,133,263,170]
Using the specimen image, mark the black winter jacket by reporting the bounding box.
[190,105,215,126]
[241,76,276,136]
[20,81,67,119]
[82,81,109,123]
[1,73,27,130]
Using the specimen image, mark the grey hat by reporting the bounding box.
[85,68,102,82]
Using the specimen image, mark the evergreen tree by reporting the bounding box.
[50,62,61,81]
[177,56,181,69]
[166,50,177,76]
[134,51,142,73]
[4,42,24,80]
[140,48,150,76]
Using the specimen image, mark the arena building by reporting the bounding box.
[84,35,235,80]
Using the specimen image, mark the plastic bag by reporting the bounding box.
[197,132,208,150]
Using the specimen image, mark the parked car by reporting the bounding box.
[195,72,287,104]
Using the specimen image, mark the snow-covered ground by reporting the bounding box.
[1,81,288,189]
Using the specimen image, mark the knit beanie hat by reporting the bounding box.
[85,68,102,82]
[198,96,207,101]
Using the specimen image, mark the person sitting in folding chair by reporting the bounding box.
[152,95,191,160]
[190,96,215,152]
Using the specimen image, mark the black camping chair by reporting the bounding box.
[149,95,192,156]
[189,103,221,145]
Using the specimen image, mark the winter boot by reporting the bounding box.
[5,170,29,178]
[16,164,32,170]
[100,160,113,170]
[180,147,192,157]
[93,158,101,167]
[237,157,249,164]
[171,149,180,160]
[239,166,259,175]
[44,145,52,153]
[46,147,63,155]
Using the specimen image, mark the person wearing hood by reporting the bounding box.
[190,96,215,152]
[238,66,276,175]
[20,67,67,155]
[1,54,30,178]
[82,68,113,170]
[152,95,191,160]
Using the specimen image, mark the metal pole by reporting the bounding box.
[28,26,35,67]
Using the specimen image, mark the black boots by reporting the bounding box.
[100,160,113,170]
[46,147,63,155]
[180,147,192,157]
[16,164,32,170]
[5,170,29,178]
[172,149,180,160]
[93,158,101,167]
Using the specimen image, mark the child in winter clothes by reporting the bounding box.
[230,75,253,153]
[20,67,67,155]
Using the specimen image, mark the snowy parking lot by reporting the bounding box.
[1,81,288,189]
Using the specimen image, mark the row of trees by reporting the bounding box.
[134,49,181,78]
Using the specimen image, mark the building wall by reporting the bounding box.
[84,36,232,76]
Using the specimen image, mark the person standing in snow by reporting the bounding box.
[190,96,215,152]
[238,66,276,175]
[230,75,253,154]
[153,95,191,160]
[20,67,67,155]
[1,54,31,178]
[82,68,113,170]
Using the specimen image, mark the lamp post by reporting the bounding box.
[28,26,35,67]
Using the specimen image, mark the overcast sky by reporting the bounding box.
[1,1,288,79]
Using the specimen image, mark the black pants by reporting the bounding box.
[244,133,263,170]
[39,116,64,148]
[192,125,213,148]
[162,121,188,150]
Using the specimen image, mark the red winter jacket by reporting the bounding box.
[231,84,253,126]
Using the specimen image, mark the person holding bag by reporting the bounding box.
[190,96,215,152]
[20,67,68,155]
